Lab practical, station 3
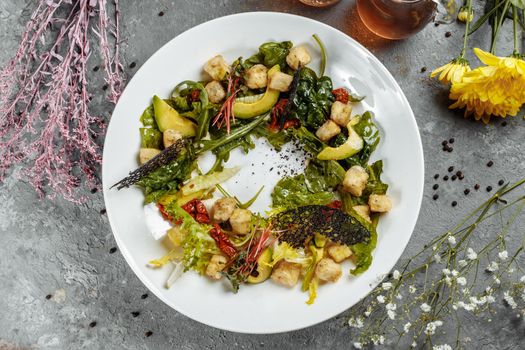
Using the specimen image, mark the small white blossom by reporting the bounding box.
[457,277,467,286]
[451,269,459,277]
[353,342,363,349]
[424,320,443,335]
[504,291,517,309]
[486,261,499,272]
[409,285,417,294]
[486,287,493,294]
[458,301,476,311]
[403,322,412,332]
[520,275,525,282]
[442,268,451,276]
[393,270,401,280]
[466,247,477,260]
[498,250,508,261]
[445,276,452,286]
[493,276,501,285]
[486,295,496,304]
[462,288,470,295]
[411,341,417,348]
[382,282,393,290]
[508,268,515,273]
[447,235,456,245]
[434,254,442,263]
[386,303,397,311]
[452,303,458,310]
[396,293,403,300]
[387,309,396,320]
[364,306,373,317]
[433,345,452,350]
[371,335,385,345]
[377,295,386,304]
[420,303,432,312]
[348,317,364,328]
[458,259,468,267]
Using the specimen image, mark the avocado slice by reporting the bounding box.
[317,122,363,160]
[233,65,281,119]
[152,95,197,136]
[247,248,273,283]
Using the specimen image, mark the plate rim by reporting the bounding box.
[102,11,425,334]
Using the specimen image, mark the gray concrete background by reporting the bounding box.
[0,0,524,349]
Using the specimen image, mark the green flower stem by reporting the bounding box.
[460,0,473,58]
[491,0,511,54]
[512,5,519,55]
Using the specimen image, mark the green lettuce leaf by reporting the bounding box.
[272,174,335,209]
[245,41,293,69]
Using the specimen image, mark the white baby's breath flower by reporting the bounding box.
[486,287,493,294]
[403,322,411,332]
[498,251,508,261]
[386,302,397,311]
[377,295,386,304]
[371,335,385,345]
[462,288,470,295]
[445,276,452,286]
[353,342,363,349]
[451,270,459,277]
[420,303,432,312]
[520,275,525,283]
[348,317,364,328]
[409,285,417,294]
[411,341,417,348]
[434,254,442,263]
[447,235,456,245]
[424,320,443,335]
[442,268,451,276]
[504,291,517,309]
[387,309,396,320]
[396,293,403,300]
[508,268,514,273]
[382,282,393,291]
[521,293,525,302]
[458,259,468,267]
[457,277,467,286]
[493,276,501,285]
[433,344,452,350]
[458,301,476,311]
[467,248,477,260]
[486,261,499,272]
[364,306,373,317]
[486,295,496,304]
[393,270,401,280]
[452,303,458,310]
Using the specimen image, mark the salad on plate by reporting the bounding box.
[113,35,392,304]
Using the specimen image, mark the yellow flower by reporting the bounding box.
[457,8,474,23]
[449,48,525,123]
[431,58,471,84]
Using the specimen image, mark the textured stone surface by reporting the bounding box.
[0,1,524,349]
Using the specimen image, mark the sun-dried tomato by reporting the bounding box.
[195,201,207,214]
[189,89,201,102]
[283,119,300,129]
[181,199,210,223]
[332,88,349,104]
[269,98,288,131]
[209,224,236,258]
[327,200,342,209]
[157,204,174,222]
[195,213,210,224]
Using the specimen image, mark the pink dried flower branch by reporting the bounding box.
[0,0,124,202]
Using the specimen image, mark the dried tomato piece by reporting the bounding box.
[189,89,201,102]
[157,204,174,222]
[283,119,300,129]
[327,200,342,209]
[181,200,196,215]
[269,98,288,131]
[209,224,236,258]
[195,213,210,224]
[332,88,349,104]
[195,201,207,214]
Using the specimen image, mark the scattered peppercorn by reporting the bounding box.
[93,66,99,72]
[443,175,449,181]
[158,11,164,16]
[434,174,439,179]
[45,294,52,300]
[442,146,448,151]
[501,121,507,127]
[102,84,108,91]
[100,208,107,215]
[474,184,480,190]
[442,140,448,146]
[145,331,153,337]
[420,67,427,73]
[452,201,457,207]
[486,186,492,192]
[433,194,439,200]
[449,138,455,144]
[498,179,504,186]
[141,293,148,299]
[456,171,463,177]
[433,184,439,190]
[451,175,457,181]
[445,31,452,37]
[89,321,97,328]
[448,166,454,172]
[487,160,494,167]
[129,61,137,69]
[464,189,470,195]
[447,147,453,152]
[131,311,140,318]
[435,22,440,27]
[90,188,98,194]
[109,247,117,254]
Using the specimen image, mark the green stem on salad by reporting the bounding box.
[238,186,264,209]
[312,34,326,77]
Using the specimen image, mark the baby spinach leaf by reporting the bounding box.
[272,174,335,209]
[304,159,345,193]
[245,41,293,69]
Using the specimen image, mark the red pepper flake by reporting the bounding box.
[332,88,349,104]
[327,200,342,209]
[209,224,236,258]
[189,89,200,102]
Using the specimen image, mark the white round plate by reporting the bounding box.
[102,12,424,334]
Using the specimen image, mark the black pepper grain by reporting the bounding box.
[109,247,117,254]
[131,311,140,318]
[433,194,439,200]
[442,140,448,146]
[90,188,98,194]
[501,121,507,127]
[443,175,449,181]
[474,184,480,190]
[45,294,52,300]
[487,160,494,167]
[89,321,97,328]
[129,61,137,69]
[448,166,454,172]
[449,138,454,144]
[100,208,107,215]
[464,189,470,195]
[141,293,148,299]
[447,147,453,152]
[452,201,457,207]
[486,186,492,192]
[102,84,108,91]
[434,174,439,179]
[420,67,427,73]
[451,175,457,181]
[158,11,164,16]
[442,146,448,151]
[145,331,153,337]
[435,22,440,27]
[93,66,99,72]
[445,31,452,37]
[498,179,504,186]
[433,184,439,190]
[456,171,463,177]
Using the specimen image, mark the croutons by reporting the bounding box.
[205,81,226,104]
[268,71,293,92]
[271,261,301,287]
[315,258,342,283]
[163,129,182,148]
[327,244,353,263]
[286,45,311,70]
[330,101,352,126]
[212,197,237,222]
[205,254,228,280]
[139,148,161,164]
[316,120,341,142]
[352,204,372,223]
[203,55,230,81]
[369,194,392,213]
[244,64,268,89]
[343,165,369,197]
[229,208,252,234]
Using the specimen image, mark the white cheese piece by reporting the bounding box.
[144,202,172,240]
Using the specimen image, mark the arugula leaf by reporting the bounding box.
[245,41,293,69]
[252,124,290,151]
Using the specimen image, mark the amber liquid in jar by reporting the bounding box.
[356,0,437,39]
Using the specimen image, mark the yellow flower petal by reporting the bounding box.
[473,48,499,66]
